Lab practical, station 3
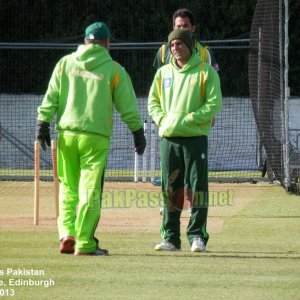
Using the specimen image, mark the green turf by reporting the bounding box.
[0,169,261,179]
[0,186,299,299]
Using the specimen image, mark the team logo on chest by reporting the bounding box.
[163,78,172,88]
[190,77,198,86]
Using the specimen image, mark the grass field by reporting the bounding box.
[0,181,300,299]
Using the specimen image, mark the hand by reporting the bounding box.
[132,127,146,155]
[36,120,51,151]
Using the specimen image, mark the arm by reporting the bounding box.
[37,60,61,123]
[195,41,220,72]
[148,71,165,126]
[186,68,222,125]
[153,43,170,70]
[153,46,163,69]
[112,64,146,155]
[208,48,220,72]
[36,60,62,150]
[205,48,220,126]
[112,64,143,132]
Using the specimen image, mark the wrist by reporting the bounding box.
[132,127,144,135]
[37,120,50,128]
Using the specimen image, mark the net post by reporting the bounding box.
[51,140,59,220]
[256,27,263,168]
[34,140,40,225]
[134,153,139,182]
[150,121,157,183]
[142,120,147,182]
[283,0,290,189]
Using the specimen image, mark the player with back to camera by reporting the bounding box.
[36,22,146,256]
[148,29,222,252]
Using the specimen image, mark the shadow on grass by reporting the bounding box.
[108,251,300,259]
[233,215,300,219]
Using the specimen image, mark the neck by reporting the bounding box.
[85,39,109,49]
[175,59,187,68]
[175,54,191,68]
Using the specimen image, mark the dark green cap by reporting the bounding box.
[85,22,111,40]
[168,29,193,53]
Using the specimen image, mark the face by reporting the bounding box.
[170,39,191,66]
[173,16,196,33]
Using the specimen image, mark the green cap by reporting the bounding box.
[85,22,111,40]
[168,29,194,53]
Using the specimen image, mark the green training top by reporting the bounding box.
[148,51,222,138]
[37,44,142,137]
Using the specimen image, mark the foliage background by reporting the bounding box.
[0,0,298,96]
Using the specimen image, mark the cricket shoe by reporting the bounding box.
[60,236,75,254]
[154,241,180,251]
[74,247,109,256]
[191,236,206,252]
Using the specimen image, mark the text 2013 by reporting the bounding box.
[0,289,15,297]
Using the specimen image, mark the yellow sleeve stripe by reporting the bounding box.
[157,78,162,98]
[200,72,205,98]
[198,63,207,99]
[161,45,166,64]
[201,46,209,62]
[111,70,120,92]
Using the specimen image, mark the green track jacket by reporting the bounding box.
[38,44,142,137]
[148,51,222,138]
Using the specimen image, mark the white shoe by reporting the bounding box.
[191,237,206,252]
[155,241,180,251]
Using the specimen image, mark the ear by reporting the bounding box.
[104,39,110,49]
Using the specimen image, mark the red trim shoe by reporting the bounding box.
[60,236,75,254]
[74,247,109,256]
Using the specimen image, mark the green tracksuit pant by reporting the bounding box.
[57,131,109,253]
[160,136,209,249]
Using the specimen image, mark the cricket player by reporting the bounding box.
[36,22,146,256]
[153,8,219,191]
[153,8,219,71]
[148,29,222,252]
